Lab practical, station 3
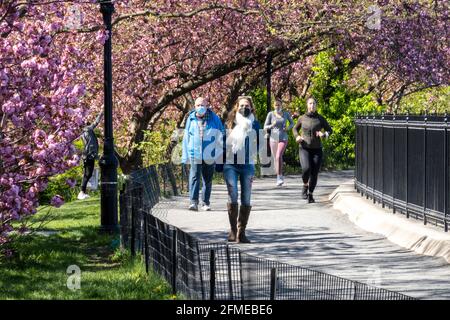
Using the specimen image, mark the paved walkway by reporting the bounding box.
[154,171,450,299]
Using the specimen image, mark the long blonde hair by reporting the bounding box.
[226,96,255,129]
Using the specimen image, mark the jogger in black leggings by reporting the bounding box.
[299,147,323,198]
[293,97,332,203]
[81,158,95,194]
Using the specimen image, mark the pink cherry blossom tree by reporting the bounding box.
[0,1,96,255]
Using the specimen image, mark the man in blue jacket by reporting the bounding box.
[182,97,224,211]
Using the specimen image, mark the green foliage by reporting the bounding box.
[110,247,132,264]
[135,119,177,166]
[250,87,269,124]
[322,96,381,168]
[38,164,85,205]
[290,96,307,115]
[0,196,175,299]
[307,51,383,169]
[398,86,450,114]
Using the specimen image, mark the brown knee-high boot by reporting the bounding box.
[227,203,239,242]
[237,205,252,243]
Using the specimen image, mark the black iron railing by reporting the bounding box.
[355,114,450,232]
[119,165,415,300]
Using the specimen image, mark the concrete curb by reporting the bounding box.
[329,180,450,264]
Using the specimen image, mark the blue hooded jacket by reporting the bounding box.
[181,109,224,164]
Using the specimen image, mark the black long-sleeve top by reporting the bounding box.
[292,112,332,149]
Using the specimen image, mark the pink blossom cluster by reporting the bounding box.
[0,1,96,253]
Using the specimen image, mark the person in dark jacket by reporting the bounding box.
[292,97,332,203]
[78,111,103,200]
[221,96,260,243]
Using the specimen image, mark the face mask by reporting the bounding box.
[239,108,251,117]
[196,105,207,116]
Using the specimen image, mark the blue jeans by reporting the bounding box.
[223,164,254,206]
[189,162,215,205]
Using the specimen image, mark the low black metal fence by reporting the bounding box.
[355,114,450,232]
[119,165,414,300]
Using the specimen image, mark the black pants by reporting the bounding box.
[81,158,95,193]
[299,147,323,193]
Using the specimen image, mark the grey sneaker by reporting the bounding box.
[188,203,198,211]
[201,204,211,211]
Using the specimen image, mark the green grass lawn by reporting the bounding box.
[0,196,176,300]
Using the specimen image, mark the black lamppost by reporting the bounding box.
[99,0,118,233]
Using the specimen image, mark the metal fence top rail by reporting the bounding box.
[355,114,449,122]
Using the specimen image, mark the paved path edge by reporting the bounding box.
[329,180,450,264]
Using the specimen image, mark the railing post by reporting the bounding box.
[195,242,206,300]
[172,229,177,296]
[119,181,129,248]
[270,267,277,300]
[445,113,448,232]
[381,113,385,208]
[163,165,167,195]
[366,115,369,199]
[424,113,428,225]
[372,114,376,203]
[406,113,409,219]
[130,185,136,257]
[226,246,234,300]
[392,113,396,214]
[239,251,245,300]
[144,212,149,274]
[210,249,216,300]
[138,185,145,255]
[185,165,190,192]
[355,114,359,192]
[181,164,184,194]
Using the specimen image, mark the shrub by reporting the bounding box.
[135,119,178,166]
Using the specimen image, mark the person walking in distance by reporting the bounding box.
[78,111,103,200]
[292,97,332,203]
[264,98,294,186]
